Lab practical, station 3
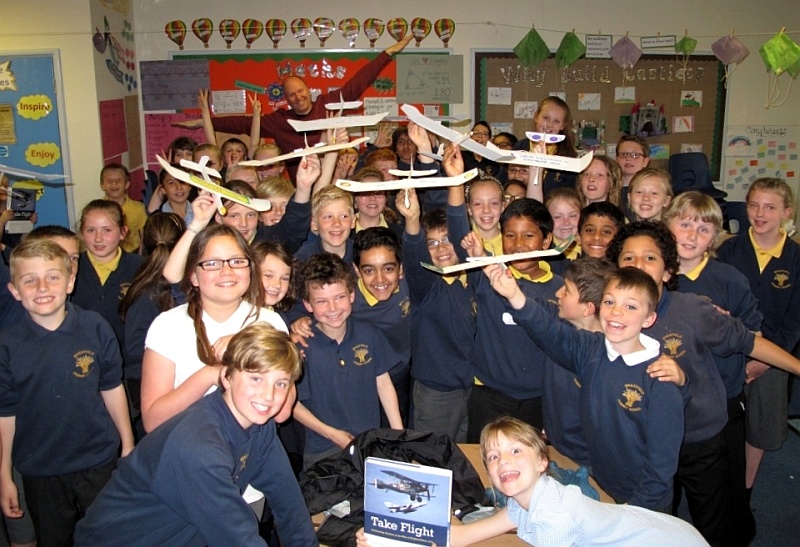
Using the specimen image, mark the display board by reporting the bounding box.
[140,50,451,170]
[474,52,726,178]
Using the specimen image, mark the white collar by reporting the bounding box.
[605,333,660,366]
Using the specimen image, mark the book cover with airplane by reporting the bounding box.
[364,457,452,546]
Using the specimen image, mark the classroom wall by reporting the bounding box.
[3,0,800,219]
[0,1,102,223]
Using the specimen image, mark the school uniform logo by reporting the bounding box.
[772,270,791,289]
[400,297,411,318]
[662,333,686,359]
[470,297,478,317]
[352,344,373,366]
[233,453,249,482]
[118,282,132,300]
[73,350,95,378]
[618,384,644,412]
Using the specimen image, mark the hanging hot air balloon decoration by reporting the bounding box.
[219,19,241,49]
[434,19,455,48]
[291,18,313,48]
[314,17,335,48]
[165,20,187,50]
[265,19,287,49]
[192,18,214,49]
[387,18,409,42]
[339,18,360,48]
[363,18,385,48]
[410,18,431,47]
[242,19,263,49]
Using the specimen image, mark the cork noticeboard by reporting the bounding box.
[474,52,726,179]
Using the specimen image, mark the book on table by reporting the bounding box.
[364,457,453,546]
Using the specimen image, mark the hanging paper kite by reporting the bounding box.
[758,29,800,107]
[165,20,187,50]
[363,19,385,48]
[555,32,586,69]
[609,35,642,84]
[675,33,698,83]
[514,27,550,68]
[711,33,750,84]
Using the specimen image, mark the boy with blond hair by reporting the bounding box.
[294,186,355,263]
[0,240,133,544]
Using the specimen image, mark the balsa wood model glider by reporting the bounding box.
[421,236,575,275]
[238,136,369,167]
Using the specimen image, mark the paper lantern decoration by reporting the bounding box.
[609,35,642,83]
[712,34,750,66]
[434,18,455,47]
[291,18,313,48]
[411,18,432,47]
[387,18,408,42]
[555,32,586,69]
[675,35,697,57]
[338,18,360,48]
[265,19,287,49]
[165,20,187,50]
[513,27,550,68]
[363,18,385,48]
[314,17,335,47]
[219,19,240,49]
[191,18,214,48]
[242,19,263,49]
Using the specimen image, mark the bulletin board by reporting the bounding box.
[141,50,453,170]
[474,52,726,179]
[0,51,73,228]
[723,125,799,202]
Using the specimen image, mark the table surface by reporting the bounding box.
[314,444,611,546]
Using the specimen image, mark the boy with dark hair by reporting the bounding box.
[100,162,146,253]
[75,323,318,546]
[578,201,626,259]
[351,226,412,425]
[606,220,800,545]
[486,263,685,510]
[395,189,476,442]
[293,253,403,466]
[0,240,134,545]
[461,197,564,442]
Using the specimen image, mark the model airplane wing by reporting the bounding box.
[287,112,388,132]
[238,136,369,167]
[524,131,566,143]
[388,168,438,178]
[336,168,477,193]
[384,113,470,123]
[497,149,594,173]
[418,143,445,162]
[400,104,514,162]
[421,236,575,275]
[0,163,68,182]
[324,100,363,111]
[159,156,273,212]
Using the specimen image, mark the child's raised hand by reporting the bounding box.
[249,93,261,116]
[334,150,357,180]
[296,152,322,190]
[395,188,420,220]
[461,232,485,258]
[407,122,432,154]
[443,142,464,178]
[198,89,210,112]
[189,193,217,229]
[647,355,686,386]
[374,123,394,148]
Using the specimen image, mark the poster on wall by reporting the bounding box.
[0,53,72,228]
[723,125,799,201]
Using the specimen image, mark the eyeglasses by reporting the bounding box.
[197,257,251,271]
[358,191,385,198]
[503,194,524,203]
[507,167,530,175]
[472,131,490,138]
[426,236,452,249]
[617,152,645,159]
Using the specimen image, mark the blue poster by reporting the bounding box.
[0,53,71,228]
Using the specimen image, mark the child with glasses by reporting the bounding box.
[615,135,651,211]
[395,189,476,442]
